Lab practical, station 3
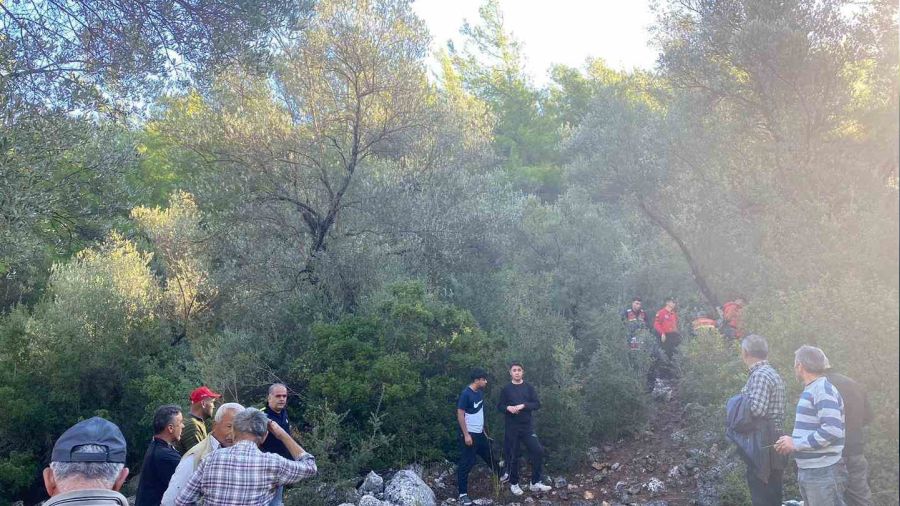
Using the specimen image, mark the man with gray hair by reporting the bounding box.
[738,334,787,505]
[161,402,246,505]
[175,408,317,506]
[776,345,848,506]
[42,417,130,506]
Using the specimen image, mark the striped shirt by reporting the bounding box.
[174,440,317,506]
[790,376,845,469]
[741,360,786,428]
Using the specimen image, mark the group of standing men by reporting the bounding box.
[455,362,551,506]
[40,383,317,506]
[734,335,873,506]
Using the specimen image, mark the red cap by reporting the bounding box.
[189,386,222,403]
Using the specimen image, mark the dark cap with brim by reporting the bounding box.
[51,417,127,463]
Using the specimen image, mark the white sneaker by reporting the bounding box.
[510,484,524,496]
[499,472,509,483]
[529,482,552,492]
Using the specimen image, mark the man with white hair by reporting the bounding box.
[42,417,130,506]
[175,408,317,506]
[161,402,245,505]
[775,345,848,506]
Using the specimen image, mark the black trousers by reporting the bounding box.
[457,432,500,495]
[746,465,784,506]
[503,424,544,486]
[660,331,682,359]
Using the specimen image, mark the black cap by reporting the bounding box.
[51,417,127,463]
[470,368,488,381]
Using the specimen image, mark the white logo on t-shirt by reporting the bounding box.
[473,400,483,409]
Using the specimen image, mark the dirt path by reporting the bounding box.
[429,380,719,506]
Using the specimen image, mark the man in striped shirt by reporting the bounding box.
[775,345,848,506]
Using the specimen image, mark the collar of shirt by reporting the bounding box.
[804,375,826,389]
[152,436,175,449]
[748,360,770,375]
[232,439,261,453]
[265,406,289,423]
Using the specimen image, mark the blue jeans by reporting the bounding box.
[798,462,848,506]
[269,485,284,506]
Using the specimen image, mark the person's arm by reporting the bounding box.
[161,456,194,506]
[174,458,206,506]
[793,392,845,451]
[457,409,473,446]
[653,310,666,337]
[274,451,318,486]
[522,384,541,411]
[745,375,770,419]
[267,420,306,460]
[497,386,511,414]
[456,391,473,445]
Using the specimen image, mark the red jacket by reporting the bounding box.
[654,307,679,335]
[722,301,744,338]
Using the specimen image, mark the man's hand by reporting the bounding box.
[464,433,473,446]
[774,435,795,455]
[661,333,667,343]
[515,404,526,412]
[506,405,521,414]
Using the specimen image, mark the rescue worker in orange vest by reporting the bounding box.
[720,297,746,339]
[691,311,718,334]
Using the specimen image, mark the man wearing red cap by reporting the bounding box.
[175,386,222,455]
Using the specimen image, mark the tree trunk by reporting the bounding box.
[637,198,720,308]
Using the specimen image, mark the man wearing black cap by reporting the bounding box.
[136,405,184,506]
[455,368,502,506]
[43,417,130,506]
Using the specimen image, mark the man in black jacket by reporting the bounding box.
[260,383,293,506]
[826,364,874,506]
[136,405,184,506]
[497,362,551,496]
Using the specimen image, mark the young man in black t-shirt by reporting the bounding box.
[497,362,552,496]
[455,368,502,506]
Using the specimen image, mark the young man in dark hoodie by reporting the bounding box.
[497,362,551,496]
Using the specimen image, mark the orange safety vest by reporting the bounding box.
[692,317,718,332]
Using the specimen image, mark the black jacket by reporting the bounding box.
[826,372,873,456]
[260,406,293,460]
[135,437,180,506]
[497,382,541,429]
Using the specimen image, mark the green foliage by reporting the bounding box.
[287,281,503,471]
[1,0,897,503]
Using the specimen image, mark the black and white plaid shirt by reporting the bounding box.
[741,360,786,428]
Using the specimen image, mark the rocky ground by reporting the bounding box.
[428,379,722,506]
[332,379,744,506]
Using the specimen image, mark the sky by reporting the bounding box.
[411,0,660,86]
